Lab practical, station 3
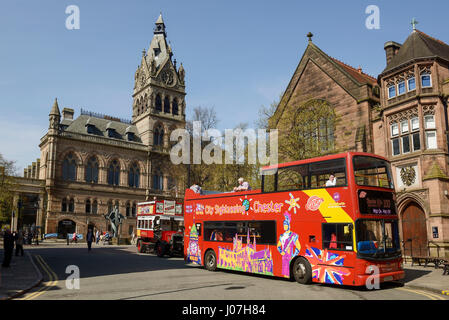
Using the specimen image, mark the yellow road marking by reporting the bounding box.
[396,287,445,300]
[17,255,58,300]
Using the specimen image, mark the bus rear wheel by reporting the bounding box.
[292,257,312,284]
[205,250,217,271]
[137,240,144,253]
[156,242,166,257]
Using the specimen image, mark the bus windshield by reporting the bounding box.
[356,219,401,259]
[353,156,394,189]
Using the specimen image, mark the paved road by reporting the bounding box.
[16,243,447,301]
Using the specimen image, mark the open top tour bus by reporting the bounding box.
[184,152,404,286]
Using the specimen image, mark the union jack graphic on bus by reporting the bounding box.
[305,245,351,285]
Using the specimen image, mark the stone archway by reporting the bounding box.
[57,219,76,239]
[401,202,428,256]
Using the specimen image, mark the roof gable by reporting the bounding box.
[270,42,377,127]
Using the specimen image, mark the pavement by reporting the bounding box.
[0,248,43,300]
[0,242,448,299]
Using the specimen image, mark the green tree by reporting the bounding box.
[275,98,340,163]
[0,153,17,228]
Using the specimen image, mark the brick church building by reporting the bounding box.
[271,27,449,257]
[16,14,186,239]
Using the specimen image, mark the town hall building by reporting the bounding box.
[15,14,187,239]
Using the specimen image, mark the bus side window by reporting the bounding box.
[196,223,202,237]
[323,223,353,251]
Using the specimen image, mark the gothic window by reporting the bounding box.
[153,171,163,190]
[425,114,437,149]
[85,156,99,183]
[387,83,396,99]
[107,200,113,213]
[398,80,406,95]
[172,98,179,115]
[132,203,136,217]
[391,117,421,156]
[128,162,140,188]
[153,125,164,146]
[62,153,77,181]
[107,160,120,186]
[86,199,91,214]
[92,200,98,215]
[68,198,75,212]
[421,72,432,88]
[407,76,416,91]
[155,94,162,111]
[126,201,131,217]
[164,96,170,113]
[61,198,67,212]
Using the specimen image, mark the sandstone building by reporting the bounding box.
[271,28,449,257]
[14,14,186,239]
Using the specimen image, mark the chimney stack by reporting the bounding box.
[62,108,74,120]
[384,41,402,65]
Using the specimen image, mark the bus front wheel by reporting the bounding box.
[292,257,312,284]
[205,250,217,271]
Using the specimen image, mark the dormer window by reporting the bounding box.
[107,128,115,138]
[85,118,95,134]
[125,126,135,141]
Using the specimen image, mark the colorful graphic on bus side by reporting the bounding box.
[218,231,273,275]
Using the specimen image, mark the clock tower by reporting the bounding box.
[132,13,186,147]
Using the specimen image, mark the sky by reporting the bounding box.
[1,0,449,173]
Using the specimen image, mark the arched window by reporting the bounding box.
[172,98,179,115]
[107,200,113,213]
[155,94,162,111]
[132,203,137,217]
[153,171,163,190]
[108,160,120,186]
[164,96,170,113]
[85,156,99,183]
[128,162,140,188]
[61,198,67,212]
[126,202,131,217]
[153,125,164,146]
[62,153,77,181]
[92,200,98,215]
[68,198,75,212]
[86,199,91,214]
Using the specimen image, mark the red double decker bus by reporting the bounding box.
[184,152,404,286]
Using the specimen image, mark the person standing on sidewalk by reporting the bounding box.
[95,229,100,245]
[2,228,15,268]
[86,228,94,251]
[15,230,24,256]
[72,231,77,243]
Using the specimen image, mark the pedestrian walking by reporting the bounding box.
[72,231,77,243]
[2,228,15,268]
[15,230,24,256]
[86,228,94,251]
[95,229,100,245]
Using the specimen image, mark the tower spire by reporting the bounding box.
[154,12,166,36]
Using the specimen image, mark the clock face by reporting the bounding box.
[161,70,174,86]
